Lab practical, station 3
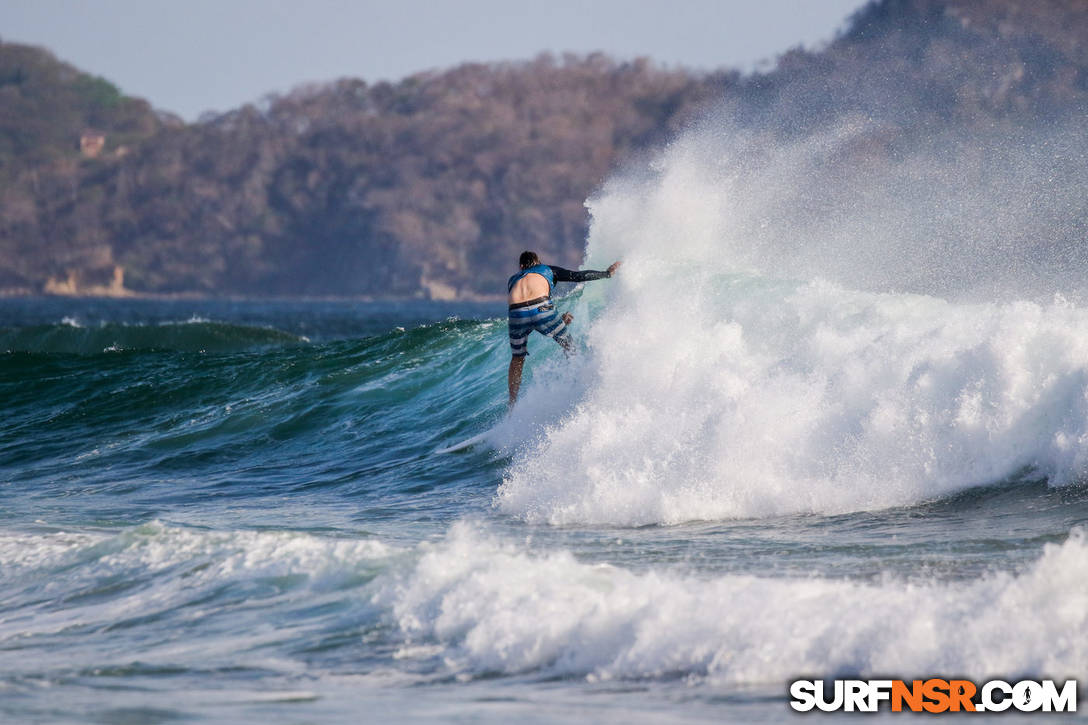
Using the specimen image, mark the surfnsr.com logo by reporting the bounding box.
[789,679,1078,713]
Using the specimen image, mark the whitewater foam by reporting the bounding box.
[0,523,396,645]
[499,278,1088,523]
[379,523,1088,684]
[495,123,1088,525]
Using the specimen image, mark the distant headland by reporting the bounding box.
[1,0,1085,300]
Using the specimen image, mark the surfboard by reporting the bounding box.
[434,430,490,454]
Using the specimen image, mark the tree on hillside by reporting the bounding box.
[1,0,1086,298]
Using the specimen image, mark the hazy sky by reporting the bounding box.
[1,0,869,121]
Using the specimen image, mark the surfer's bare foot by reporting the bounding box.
[562,312,573,325]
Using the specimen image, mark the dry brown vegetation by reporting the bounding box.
[1,0,1085,298]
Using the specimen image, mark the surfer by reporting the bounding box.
[507,250,621,405]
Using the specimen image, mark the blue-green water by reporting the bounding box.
[2,293,1087,724]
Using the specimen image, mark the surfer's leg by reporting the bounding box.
[508,355,525,405]
[508,321,530,405]
[555,332,575,356]
[556,313,574,355]
[540,313,574,357]
[509,316,530,357]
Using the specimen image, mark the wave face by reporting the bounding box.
[0,303,508,535]
[497,123,1088,525]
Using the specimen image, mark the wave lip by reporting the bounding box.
[378,523,1088,684]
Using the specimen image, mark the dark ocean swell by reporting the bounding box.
[0,320,308,355]
[0,315,507,531]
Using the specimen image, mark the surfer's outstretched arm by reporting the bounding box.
[549,261,621,284]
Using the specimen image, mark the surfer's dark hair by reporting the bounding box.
[519,251,539,268]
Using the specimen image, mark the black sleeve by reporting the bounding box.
[549,265,610,283]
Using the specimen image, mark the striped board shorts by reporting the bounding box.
[508,296,570,357]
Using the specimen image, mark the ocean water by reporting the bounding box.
[4,126,1088,723]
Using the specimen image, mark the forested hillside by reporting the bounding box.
[1,0,1086,298]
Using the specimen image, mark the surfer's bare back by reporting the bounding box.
[506,250,621,405]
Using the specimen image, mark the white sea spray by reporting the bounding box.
[496,122,1088,524]
[379,523,1088,683]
